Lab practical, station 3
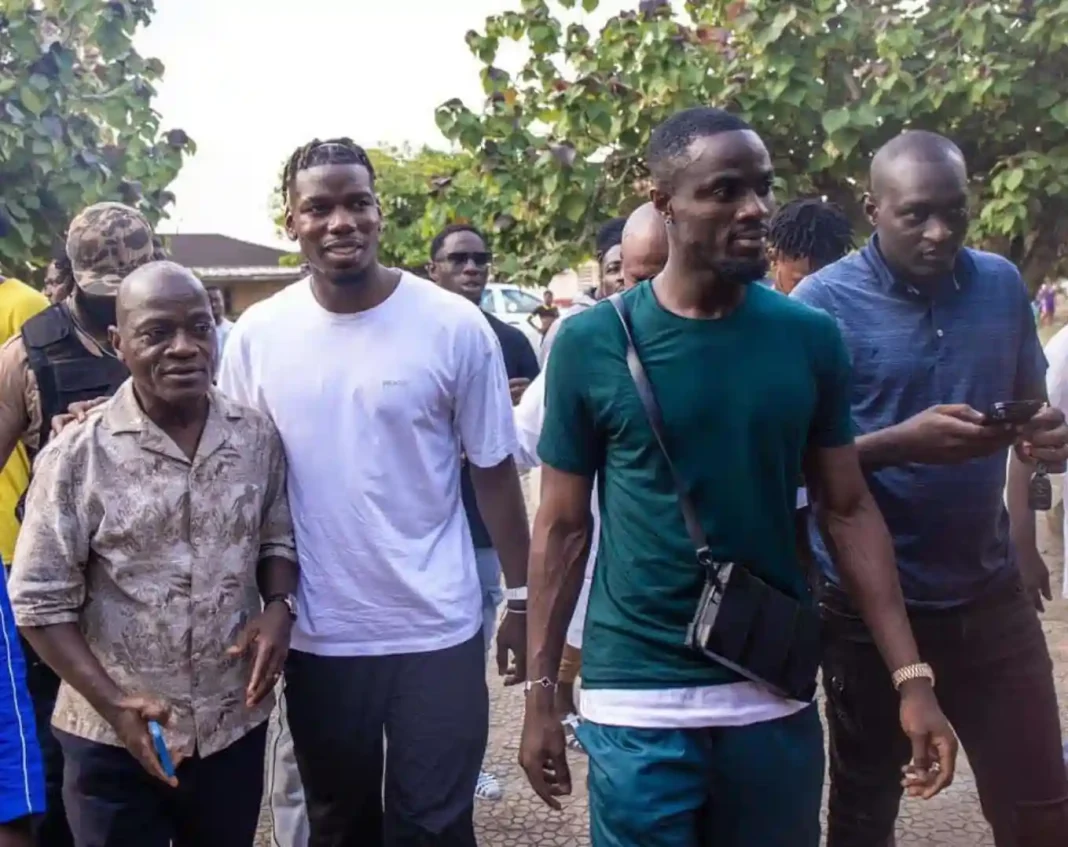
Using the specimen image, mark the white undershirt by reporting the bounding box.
[218,274,518,656]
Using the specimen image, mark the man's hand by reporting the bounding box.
[1018,543,1053,611]
[1017,405,1068,469]
[51,396,109,436]
[227,603,292,707]
[495,607,527,686]
[896,404,1015,464]
[105,695,178,787]
[519,698,571,810]
[509,378,531,406]
[898,681,957,800]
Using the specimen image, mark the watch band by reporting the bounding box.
[264,593,296,619]
[892,662,935,691]
[504,586,528,602]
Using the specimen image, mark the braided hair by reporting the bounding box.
[595,217,626,261]
[768,199,854,271]
[280,138,377,216]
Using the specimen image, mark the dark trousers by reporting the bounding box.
[57,722,266,847]
[19,637,71,847]
[285,631,488,847]
[821,578,1068,847]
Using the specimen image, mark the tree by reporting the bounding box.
[272,145,494,274]
[434,0,1068,287]
[0,0,194,279]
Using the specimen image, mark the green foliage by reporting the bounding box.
[430,0,1068,287]
[0,0,194,278]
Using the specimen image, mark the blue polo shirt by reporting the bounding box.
[793,238,1047,608]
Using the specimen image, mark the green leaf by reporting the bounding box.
[1004,168,1025,192]
[19,85,46,117]
[765,6,798,45]
[821,107,851,135]
[562,194,586,223]
[582,0,599,11]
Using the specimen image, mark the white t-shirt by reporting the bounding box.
[1044,325,1068,599]
[218,273,519,656]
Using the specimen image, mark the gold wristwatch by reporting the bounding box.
[891,662,935,691]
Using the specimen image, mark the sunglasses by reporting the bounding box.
[444,251,492,268]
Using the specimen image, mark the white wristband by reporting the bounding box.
[504,586,528,602]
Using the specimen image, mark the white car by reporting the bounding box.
[480,283,544,351]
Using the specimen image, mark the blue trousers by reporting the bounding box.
[577,706,823,847]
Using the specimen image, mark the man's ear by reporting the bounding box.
[427,261,439,282]
[650,186,673,226]
[284,209,298,242]
[863,192,878,228]
[108,327,125,365]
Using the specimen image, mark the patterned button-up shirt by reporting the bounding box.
[9,380,297,758]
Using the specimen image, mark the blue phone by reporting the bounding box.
[147,720,176,780]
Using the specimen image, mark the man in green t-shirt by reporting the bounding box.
[519,107,958,847]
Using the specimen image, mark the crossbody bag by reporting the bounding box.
[608,293,820,702]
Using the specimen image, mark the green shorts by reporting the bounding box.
[577,706,823,847]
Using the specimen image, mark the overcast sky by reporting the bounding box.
[136,0,630,248]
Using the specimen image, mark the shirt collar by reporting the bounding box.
[862,234,971,299]
[105,380,244,465]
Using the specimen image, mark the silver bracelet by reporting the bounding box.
[524,676,555,693]
[505,607,526,615]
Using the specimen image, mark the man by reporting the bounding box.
[428,222,539,801]
[596,217,627,298]
[0,201,158,847]
[520,108,956,847]
[40,251,75,306]
[528,288,559,337]
[620,201,669,288]
[9,262,299,846]
[218,137,530,846]
[768,198,854,294]
[0,276,48,566]
[793,130,1068,847]
[206,287,234,360]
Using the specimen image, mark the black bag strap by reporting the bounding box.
[608,293,711,563]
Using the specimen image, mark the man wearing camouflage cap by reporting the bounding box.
[0,200,160,847]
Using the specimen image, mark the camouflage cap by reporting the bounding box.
[66,202,156,297]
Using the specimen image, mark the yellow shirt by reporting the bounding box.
[0,278,48,564]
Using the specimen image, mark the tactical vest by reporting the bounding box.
[15,304,128,520]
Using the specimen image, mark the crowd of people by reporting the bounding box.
[0,104,1066,847]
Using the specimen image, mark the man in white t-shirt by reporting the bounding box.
[218,138,530,847]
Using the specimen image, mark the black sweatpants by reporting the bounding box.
[57,722,267,847]
[285,631,488,847]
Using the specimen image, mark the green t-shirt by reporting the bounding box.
[538,281,853,690]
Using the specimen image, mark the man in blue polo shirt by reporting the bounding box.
[793,130,1068,847]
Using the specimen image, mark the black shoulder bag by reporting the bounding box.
[608,293,820,702]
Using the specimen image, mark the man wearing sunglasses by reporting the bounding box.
[428,224,540,802]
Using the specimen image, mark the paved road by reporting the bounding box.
[257,498,1068,846]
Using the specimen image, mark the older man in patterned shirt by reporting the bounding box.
[8,262,299,847]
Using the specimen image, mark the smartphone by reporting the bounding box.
[147,720,176,780]
[982,400,1044,426]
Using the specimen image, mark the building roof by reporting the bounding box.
[163,233,298,268]
[194,265,304,284]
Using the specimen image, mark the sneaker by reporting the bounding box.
[475,769,503,801]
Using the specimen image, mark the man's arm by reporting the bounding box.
[525,467,592,692]
[470,458,529,593]
[256,427,299,599]
[0,339,33,470]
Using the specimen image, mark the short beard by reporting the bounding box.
[711,256,770,287]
